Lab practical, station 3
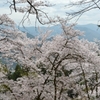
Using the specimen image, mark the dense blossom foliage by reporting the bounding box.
[0,14,100,100]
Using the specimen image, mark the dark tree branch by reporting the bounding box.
[13,0,16,12]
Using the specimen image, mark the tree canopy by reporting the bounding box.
[0,0,100,100]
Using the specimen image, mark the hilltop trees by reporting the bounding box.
[0,0,100,100]
[0,14,100,100]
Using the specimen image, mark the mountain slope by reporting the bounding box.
[75,24,100,41]
[19,24,100,41]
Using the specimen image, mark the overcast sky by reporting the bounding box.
[0,0,100,26]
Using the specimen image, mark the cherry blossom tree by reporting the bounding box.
[4,0,100,25]
[65,0,100,23]
[6,0,56,25]
[0,14,100,100]
[0,1,100,100]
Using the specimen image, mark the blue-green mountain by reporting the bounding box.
[20,24,100,41]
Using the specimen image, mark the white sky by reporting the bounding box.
[0,0,100,26]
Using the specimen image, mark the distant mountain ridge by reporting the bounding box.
[75,24,100,41]
[20,24,100,41]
